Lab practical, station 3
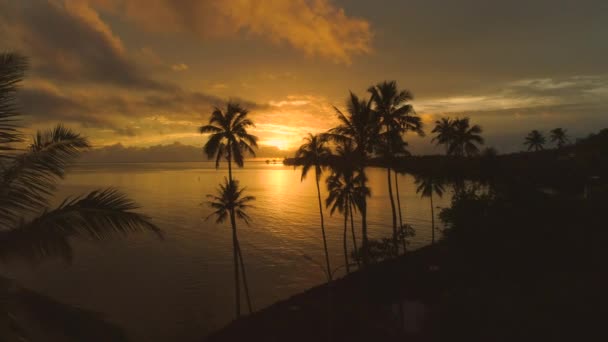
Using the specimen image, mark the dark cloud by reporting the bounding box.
[0,0,172,90]
[16,82,267,138]
[347,0,608,97]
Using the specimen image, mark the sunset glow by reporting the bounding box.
[1,0,606,158]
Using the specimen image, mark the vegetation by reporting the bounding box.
[369,81,423,252]
[327,93,378,264]
[431,117,484,157]
[201,102,258,318]
[0,53,161,263]
[524,129,546,151]
[550,127,569,148]
[295,134,333,280]
[206,178,256,315]
[414,175,445,245]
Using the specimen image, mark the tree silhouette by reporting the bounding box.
[199,102,258,181]
[296,133,333,280]
[368,81,423,252]
[550,128,569,149]
[431,117,456,155]
[415,175,445,245]
[0,53,161,263]
[325,140,369,272]
[524,130,546,151]
[328,92,378,265]
[449,118,484,157]
[200,101,258,318]
[206,178,255,318]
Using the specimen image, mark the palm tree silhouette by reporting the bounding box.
[0,53,161,262]
[328,93,378,265]
[431,117,456,155]
[326,173,354,274]
[296,133,333,280]
[550,128,569,149]
[325,140,369,272]
[200,102,258,318]
[206,178,255,318]
[414,175,445,245]
[449,118,484,157]
[199,102,258,181]
[368,81,423,252]
[524,130,546,151]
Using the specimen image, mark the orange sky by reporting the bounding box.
[1,0,607,156]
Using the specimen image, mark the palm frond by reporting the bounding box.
[0,125,90,224]
[0,188,161,262]
[0,53,28,156]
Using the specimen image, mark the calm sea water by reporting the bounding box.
[2,161,451,341]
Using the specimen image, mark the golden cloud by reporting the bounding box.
[88,0,372,64]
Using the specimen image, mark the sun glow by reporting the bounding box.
[263,139,290,151]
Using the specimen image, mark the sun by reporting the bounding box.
[264,139,290,151]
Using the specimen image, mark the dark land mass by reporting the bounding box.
[0,277,126,341]
[214,130,608,341]
[206,189,606,341]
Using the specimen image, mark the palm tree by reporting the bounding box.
[206,178,255,318]
[199,102,258,181]
[296,133,332,280]
[325,140,369,272]
[449,117,484,157]
[414,175,445,245]
[328,93,378,265]
[326,173,353,274]
[200,102,258,317]
[368,81,423,252]
[524,130,546,151]
[431,117,455,155]
[550,128,569,149]
[0,53,161,263]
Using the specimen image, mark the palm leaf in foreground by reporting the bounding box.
[0,125,91,224]
[0,188,162,262]
[0,53,27,151]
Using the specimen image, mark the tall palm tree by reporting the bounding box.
[326,173,353,274]
[431,117,455,155]
[199,102,258,181]
[449,117,484,157]
[206,178,255,318]
[200,102,258,317]
[550,128,569,149]
[295,133,332,280]
[524,130,546,152]
[414,175,445,245]
[0,53,161,262]
[328,93,378,265]
[368,81,423,252]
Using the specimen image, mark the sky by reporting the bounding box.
[1,0,607,158]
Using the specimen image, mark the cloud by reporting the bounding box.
[88,0,373,64]
[171,63,189,72]
[0,0,170,90]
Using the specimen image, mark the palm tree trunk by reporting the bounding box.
[394,171,407,254]
[227,148,233,182]
[394,171,404,228]
[359,167,369,266]
[386,167,398,254]
[343,208,350,274]
[236,239,253,313]
[315,169,332,281]
[349,201,359,268]
[430,193,435,245]
[230,209,241,318]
